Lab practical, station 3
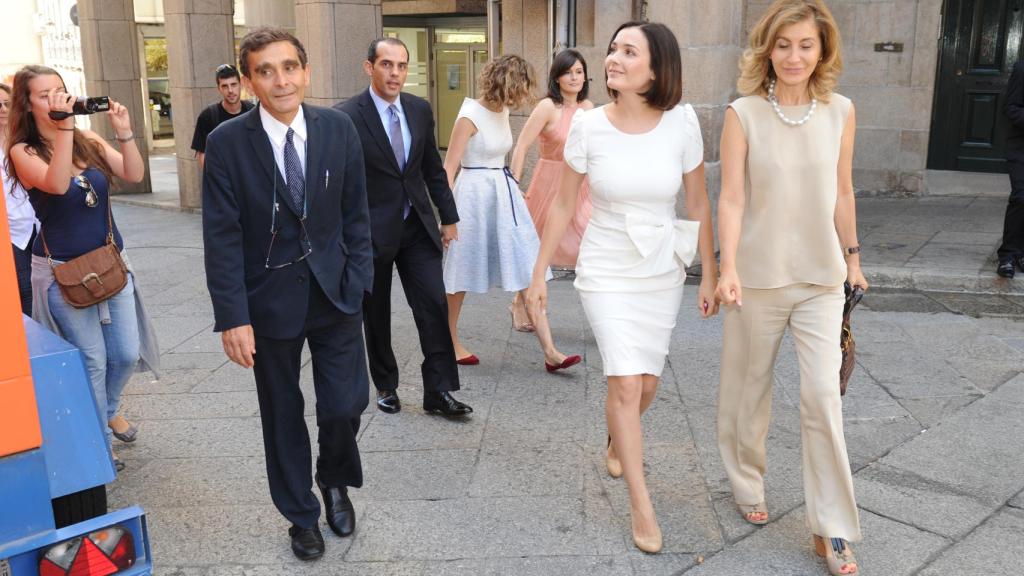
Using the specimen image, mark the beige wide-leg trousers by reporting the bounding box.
[717,283,861,542]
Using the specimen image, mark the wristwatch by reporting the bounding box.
[844,245,861,256]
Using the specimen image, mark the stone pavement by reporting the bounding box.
[104,204,1024,575]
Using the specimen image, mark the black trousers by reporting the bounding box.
[363,215,459,393]
[998,158,1024,260]
[252,276,368,529]
[12,229,35,315]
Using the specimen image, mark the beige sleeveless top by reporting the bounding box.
[730,93,851,289]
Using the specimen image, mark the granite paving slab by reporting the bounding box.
[918,507,1024,576]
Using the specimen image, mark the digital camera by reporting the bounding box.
[48,96,111,120]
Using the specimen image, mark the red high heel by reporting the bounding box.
[545,354,581,373]
[456,354,480,366]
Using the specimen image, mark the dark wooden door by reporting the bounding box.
[928,0,1024,172]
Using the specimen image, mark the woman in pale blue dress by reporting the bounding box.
[442,54,580,373]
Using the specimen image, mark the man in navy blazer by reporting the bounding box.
[335,38,471,417]
[202,28,372,561]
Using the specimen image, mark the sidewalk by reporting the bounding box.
[113,154,1023,294]
[105,204,1024,575]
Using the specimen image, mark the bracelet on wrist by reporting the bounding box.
[115,131,134,143]
[844,245,861,257]
[57,126,75,132]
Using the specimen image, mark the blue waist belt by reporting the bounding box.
[462,166,519,227]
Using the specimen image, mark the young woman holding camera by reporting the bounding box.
[5,65,160,469]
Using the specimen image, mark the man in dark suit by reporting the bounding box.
[202,28,373,561]
[335,38,471,417]
[999,58,1024,278]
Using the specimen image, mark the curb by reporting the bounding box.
[865,264,1024,295]
[110,196,202,215]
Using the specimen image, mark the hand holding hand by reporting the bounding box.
[715,269,743,308]
[440,223,459,249]
[698,277,720,318]
[222,325,256,368]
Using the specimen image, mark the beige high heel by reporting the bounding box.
[605,435,622,478]
[631,514,663,554]
[737,501,769,525]
[508,304,535,332]
[813,535,858,575]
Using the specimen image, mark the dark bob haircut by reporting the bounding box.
[547,49,589,104]
[367,37,410,64]
[606,21,682,111]
[239,27,308,78]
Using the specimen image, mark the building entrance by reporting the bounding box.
[384,18,488,148]
[928,0,1024,172]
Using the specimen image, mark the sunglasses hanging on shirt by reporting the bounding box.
[74,174,98,208]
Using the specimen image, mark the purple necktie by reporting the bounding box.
[388,105,411,219]
[284,128,304,212]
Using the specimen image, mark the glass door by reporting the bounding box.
[382,27,430,100]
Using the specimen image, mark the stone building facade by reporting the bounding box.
[69,0,1013,208]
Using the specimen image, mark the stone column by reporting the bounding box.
[244,0,296,31]
[294,0,382,107]
[648,0,745,211]
[162,0,236,210]
[500,0,553,183]
[78,0,152,194]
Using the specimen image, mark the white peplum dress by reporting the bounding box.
[564,104,704,376]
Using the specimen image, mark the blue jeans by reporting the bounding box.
[47,272,140,446]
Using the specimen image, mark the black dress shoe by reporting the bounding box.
[288,524,325,561]
[376,389,401,413]
[316,474,355,537]
[423,391,473,417]
[997,258,1016,278]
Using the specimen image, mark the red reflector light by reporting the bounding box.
[108,531,135,570]
[39,558,67,576]
[39,524,136,575]
[68,538,117,576]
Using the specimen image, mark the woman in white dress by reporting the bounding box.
[527,22,718,553]
[443,54,581,372]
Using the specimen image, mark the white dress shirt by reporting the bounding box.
[259,104,307,184]
[369,85,412,162]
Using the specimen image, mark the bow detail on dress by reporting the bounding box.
[623,213,701,273]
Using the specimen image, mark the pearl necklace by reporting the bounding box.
[767,80,817,126]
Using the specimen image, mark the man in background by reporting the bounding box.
[191,63,254,171]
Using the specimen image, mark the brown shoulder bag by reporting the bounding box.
[839,282,865,396]
[42,191,128,309]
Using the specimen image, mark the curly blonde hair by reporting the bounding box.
[738,0,843,103]
[477,54,537,109]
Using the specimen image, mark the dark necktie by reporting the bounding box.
[284,127,305,212]
[388,104,411,219]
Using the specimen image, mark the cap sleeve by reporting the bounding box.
[563,108,588,174]
[455,98,479,129]
[680,104,704,175]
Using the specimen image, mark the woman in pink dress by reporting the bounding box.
[508,49,594,331]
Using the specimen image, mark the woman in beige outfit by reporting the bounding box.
[715,1,866,575]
